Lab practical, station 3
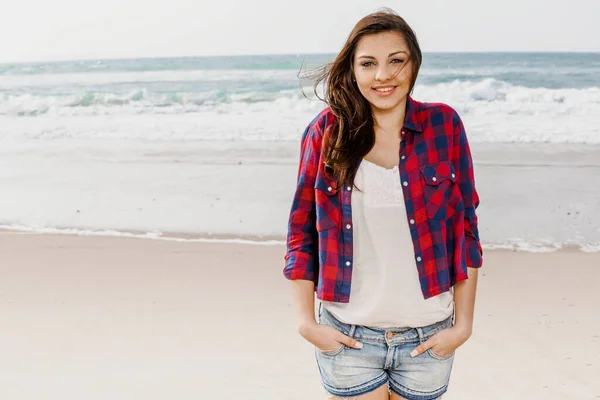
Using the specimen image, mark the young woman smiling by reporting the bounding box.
[284,9,483,400]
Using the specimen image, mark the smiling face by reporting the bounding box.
[352,31,413,116]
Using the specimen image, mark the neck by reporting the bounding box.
[372,96,408,138]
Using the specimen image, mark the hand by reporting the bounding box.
[410,326,471,358]
[298,321,363,353]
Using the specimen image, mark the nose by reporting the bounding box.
[375,65,392,82]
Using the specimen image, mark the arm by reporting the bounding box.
[293,279,363,351]
[292,280,317,332]
[453,267,478,337]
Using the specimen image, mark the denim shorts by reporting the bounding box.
[315,306,455,400]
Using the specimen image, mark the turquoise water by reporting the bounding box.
[1,52,599,88]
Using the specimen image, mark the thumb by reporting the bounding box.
[410,339,433,357]
[337,332,363,349]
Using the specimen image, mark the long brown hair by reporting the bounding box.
[305,8,422,187]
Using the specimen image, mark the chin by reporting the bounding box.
[369,97,405,112]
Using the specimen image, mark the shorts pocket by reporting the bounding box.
[317,343,345,357]
[316,308,350,357]
[418,315,455,361]
[419,161,459,220]
[427,348,454,361]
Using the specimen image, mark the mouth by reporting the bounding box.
[371,86,397,97]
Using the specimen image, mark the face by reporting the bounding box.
[352,31,413,115]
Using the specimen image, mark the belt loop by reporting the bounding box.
[416,326,425,343]
[348,324,356,338]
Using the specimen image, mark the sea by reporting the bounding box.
[1,53,599,251]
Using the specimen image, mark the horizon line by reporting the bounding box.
[1,50,599,65]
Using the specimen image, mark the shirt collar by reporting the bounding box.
[403,95,424,133]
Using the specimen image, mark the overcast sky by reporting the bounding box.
[1,0,599,63]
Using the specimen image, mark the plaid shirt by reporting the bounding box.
[283,96,483,302]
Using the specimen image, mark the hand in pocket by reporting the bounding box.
[300,323,363,353]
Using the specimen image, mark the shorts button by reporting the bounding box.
[386,332,393,339]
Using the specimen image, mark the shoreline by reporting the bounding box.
[1,225,599,253]
[1,141,599,247]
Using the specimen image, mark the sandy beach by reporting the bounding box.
[1,231,598,399]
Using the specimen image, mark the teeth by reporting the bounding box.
[375,87,394,92]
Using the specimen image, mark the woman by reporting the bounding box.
[283,9,483,400]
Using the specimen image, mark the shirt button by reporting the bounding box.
[347,186,352,191]
[346,224,351,229]
[401,155,405,160]
[401,131,405,135]
[452,173,456,178]
[416,256,422,262]
[410,219,415,225]
[403,181,408,187]
[432,177,437,182]
[346,261,351,266]
[327,187,332,192]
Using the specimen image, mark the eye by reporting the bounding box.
[391,59,405,64]
[361,61,374,67]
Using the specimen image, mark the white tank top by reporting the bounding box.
[323,159,454,329]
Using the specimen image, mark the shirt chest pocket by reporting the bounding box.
[314,172,342,231]
[419,161,460,220]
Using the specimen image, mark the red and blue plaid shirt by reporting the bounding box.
[283,96,483,302]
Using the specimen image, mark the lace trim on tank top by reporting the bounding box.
[359,159,404,207]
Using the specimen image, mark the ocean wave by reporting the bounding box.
[415,78,600,105]
[1,79,599,144]
[1,78,599,115]
[0,88,315,116]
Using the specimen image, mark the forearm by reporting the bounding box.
[291,279,317,333]
[453,267,478,336]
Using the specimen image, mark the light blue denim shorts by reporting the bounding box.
[315,306,455,400]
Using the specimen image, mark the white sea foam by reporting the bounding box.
[1,82,599,143]
[1,77,599,143]
[0,225,285,246]
[483,239,565,253]
[581,242,600,253]
[2,77,599,115]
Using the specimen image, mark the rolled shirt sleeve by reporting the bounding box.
[283,123,322,283]
[452,111,483,269]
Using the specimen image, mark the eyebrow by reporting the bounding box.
[357,51,408,60]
